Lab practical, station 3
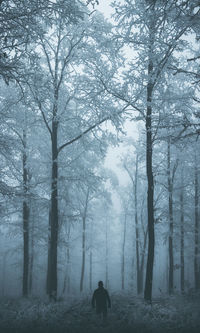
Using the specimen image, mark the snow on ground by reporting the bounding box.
[0,292,200,333]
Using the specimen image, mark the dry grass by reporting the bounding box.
[0,292,200,333]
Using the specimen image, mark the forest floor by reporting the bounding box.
[0,292,200,333]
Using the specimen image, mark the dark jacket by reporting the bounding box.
[92,286,111,312]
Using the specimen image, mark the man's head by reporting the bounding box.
[98,280,103,288]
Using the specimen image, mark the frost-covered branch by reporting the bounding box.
[58,104,129,153]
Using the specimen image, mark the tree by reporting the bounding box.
[194,143,200,290]
[180,165,185,293]
[0,76,54,296]
[26,5,126,299]
[73,169,111,293]
[0,0,50,82]
[119,195,129,290]
[167,137,178,294]
[122,145,148,294]
[0,0,96,82]
[79,187,90,293]
[22,129,30,296]
[0,84,32,296]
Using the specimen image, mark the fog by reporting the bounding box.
[0,1,200,332]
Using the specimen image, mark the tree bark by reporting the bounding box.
[48,99,59,300]
[22,130,30,297]
[28,209,34,294]
[139,225,148,294]
[63,245,70,295]
[134,154,140,294]
[89,219,93,291]
[46,209,51,295]
[144,54,155,302]
[90,249,93,291]
[121,214,127,290]
[180,169,184,293]
[80,188,89,292]
[194,155,200,290]
[167,138,174,295]
[105,217,109,289]
[80,215,86,293]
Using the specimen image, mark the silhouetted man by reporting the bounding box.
[92,281,111,320]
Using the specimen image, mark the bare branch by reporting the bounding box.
[26,81,52,137]
[39,37,54,80]
[8,126,24,147]
[38,100,52,137]
[187,55,200,62]
[172,128,200,142]
[155,7,200,84]
[57,32,85,90]
[99,77,145,117]
[172,159,179,184]
[168,65,200,78]
[58,104,130,153]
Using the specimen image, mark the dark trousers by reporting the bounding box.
[96,306,107,320]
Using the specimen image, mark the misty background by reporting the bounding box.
[0,3,200,331]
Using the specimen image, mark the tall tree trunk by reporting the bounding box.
[80,215,86,292]
[180,169,184,293]
[28,209,34,294]
[90,249,93,291]
[46,209,51,295]
[22,130,30,297]
[121,214,127,290]
[90,220,93,291]
[130,256,134,291]
[139,225,148,294]
[48,102,59,300]
[105,218,108,289]
[134,154,140,294]
[194,156,200,290]
[144,50,155,302]
[130,233,134,291]
[168,138,174,295]
[80,189,89,293]
[63,245,70,295]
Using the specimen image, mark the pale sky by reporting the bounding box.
[96,0,114,19]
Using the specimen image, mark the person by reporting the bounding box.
[92,281,111,320]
